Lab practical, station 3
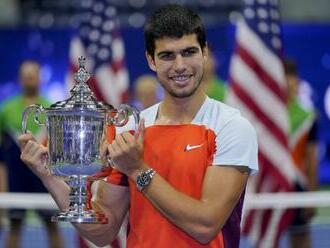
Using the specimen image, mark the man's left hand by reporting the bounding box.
[108,119,146,178]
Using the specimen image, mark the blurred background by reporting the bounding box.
[1,0,329,180]
[0,0,329,247]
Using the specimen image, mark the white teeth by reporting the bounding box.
[172,75,190,82]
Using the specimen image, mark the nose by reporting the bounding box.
[173,54,185,72]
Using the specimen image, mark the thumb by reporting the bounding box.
[18,131,37,150]
[135,118,145,143]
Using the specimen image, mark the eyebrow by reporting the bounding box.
[156,46,200,57]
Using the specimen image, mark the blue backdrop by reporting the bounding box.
[0,24,330,183]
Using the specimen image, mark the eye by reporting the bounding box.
[158,52,175,61]
[182,48,198,57]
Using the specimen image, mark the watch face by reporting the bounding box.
[137,169,154,191]
[138,173,150,186]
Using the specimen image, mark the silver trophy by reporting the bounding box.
[22,56,139,223]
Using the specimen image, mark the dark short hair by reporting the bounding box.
[144,4,207,58]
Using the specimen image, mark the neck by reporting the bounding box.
[22,94,39,105]
[156,90,207,125]
[287,94,296,105]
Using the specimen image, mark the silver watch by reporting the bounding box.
[136,168,156,192]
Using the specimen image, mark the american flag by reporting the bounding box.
[67,0,129,107]
[226,0,305,247]
[67,1,128,247]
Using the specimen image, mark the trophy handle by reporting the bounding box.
[22,104,46,134]
[107,104,140,132]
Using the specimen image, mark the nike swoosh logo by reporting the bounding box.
[184,144,204,152]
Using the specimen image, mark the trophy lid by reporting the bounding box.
[49,56,113,112]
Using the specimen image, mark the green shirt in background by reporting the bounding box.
[0,95,50,143]
[288,97,314,136]
[205,77,228,102]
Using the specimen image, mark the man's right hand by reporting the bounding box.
[18,133,50,179]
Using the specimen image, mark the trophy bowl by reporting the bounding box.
[22,57,139,223]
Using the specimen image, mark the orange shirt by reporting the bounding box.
[107,124,225,247]
[128,124,224,248]
[105,97,258,247]
[291,133,309,172]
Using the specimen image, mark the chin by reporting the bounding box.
[170,89,197,98]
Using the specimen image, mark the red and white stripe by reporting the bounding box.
[66,36,129,107]
[227,19,301,247]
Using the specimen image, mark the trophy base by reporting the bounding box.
[51,210,108,224]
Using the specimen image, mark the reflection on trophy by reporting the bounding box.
[22,56,139,223]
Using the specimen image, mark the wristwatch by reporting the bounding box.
[136,168,156,192]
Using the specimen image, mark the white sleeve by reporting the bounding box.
[213,116,258,174]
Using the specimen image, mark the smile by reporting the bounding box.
[170,74,192,84]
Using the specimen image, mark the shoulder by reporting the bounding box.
[196,97,257,145]
[195,97,246,134]
[0,96,21,113]
[209,100,258,172]
[39,97,51,107]
[221,114,257,139]
[140,103,160,127]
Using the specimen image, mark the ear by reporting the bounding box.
[202,43,209,63]
[145,52,156,72]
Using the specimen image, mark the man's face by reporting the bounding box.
[146,34,207,99]
[136,77,158,109]
[20,62,40,96]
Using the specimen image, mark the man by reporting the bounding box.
[133,74,162,110]
[284,59,319,248]
[202,48,227,102]
[0,61,63,248]
[19,5,258,248]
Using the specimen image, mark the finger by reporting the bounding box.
[29,148,50,176]
[41,152,49,165]
[25,141,46,157]
[31,146,48,165]
[107,144,117,166]
[135,118,145,143]
[115,133,129,151]
[108,142,119,157]
[21,142,42,165]
[21,140,37,156]
[21,142,47,168]
[100,130,106,147]
[30,147,45,164]
[102,127,107,139]
[121,132,135,144]
[18,133,36,150]
[100,138,109,157]
[31,142,46,157]
[100,139,111,167]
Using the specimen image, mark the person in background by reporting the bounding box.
[0,60,63,248]
[133,74,163,110]
[202,48,227,102]
[18,5,258,247]
[284,58,319,248]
